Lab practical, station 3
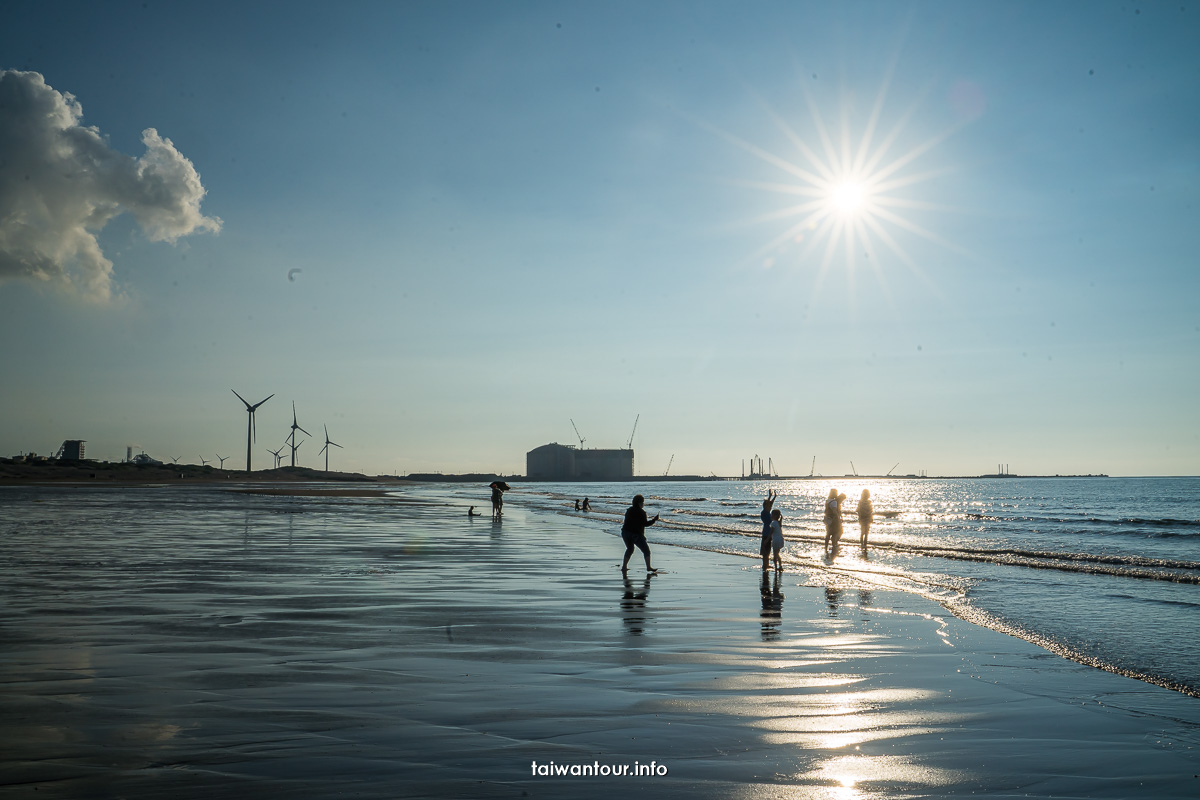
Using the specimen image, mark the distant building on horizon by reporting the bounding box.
[526,443,634,481]
[56,440,86,461]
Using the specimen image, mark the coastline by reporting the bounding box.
[0,460,414,486]
[1,484,1197,797]
[0,460,1140,487]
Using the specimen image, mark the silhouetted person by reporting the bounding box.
[856,489,874,549]
[759,489,777,570]
[574,499,580,511]
[823,488,846,553]
[582,497,591,512]
[491,484,505,520]
[468,506,478,517]
[770,508,784,570]
[621,494,660,573]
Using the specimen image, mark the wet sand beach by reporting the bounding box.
[1,484,1198,798]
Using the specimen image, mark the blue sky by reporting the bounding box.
[1,1,1197,476]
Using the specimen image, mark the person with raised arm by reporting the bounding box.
[759,489,778,571]
[621,494,660,574]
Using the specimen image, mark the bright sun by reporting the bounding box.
[708,70,967,290]
[828,179,868,216]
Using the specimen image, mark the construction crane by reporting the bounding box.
[850,461,858,477]
[570,419,586,448]
[664,454,674,476]
[887,462,900,477]
[626,414,639,449]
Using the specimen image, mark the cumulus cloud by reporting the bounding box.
[0,70,220,300]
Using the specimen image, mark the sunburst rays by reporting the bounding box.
[708,64,973,308]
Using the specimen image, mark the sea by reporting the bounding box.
[465,476,1200,697]
[2,477,1198,699]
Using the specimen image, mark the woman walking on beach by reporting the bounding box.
[621,494,660,574]
[856,489,874,549]
[823,488,846,553]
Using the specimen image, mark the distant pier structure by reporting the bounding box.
[526,443,633,481]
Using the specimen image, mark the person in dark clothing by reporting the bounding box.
[760,489,778,570]
[491,484,504,520]
[582,497,591,512]
[621,494,660,574]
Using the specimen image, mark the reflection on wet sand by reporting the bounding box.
[649,578,972,798]
[621,574,652,635]
[7,486,1194,797]
[760,571,783,640]
[0,643,184,773]
[825,586,842,616]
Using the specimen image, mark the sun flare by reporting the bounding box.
[828,179,869,216]
[709,68,969,298]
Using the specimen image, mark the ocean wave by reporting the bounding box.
[669,509,754,519]
[960,511,1200,530]
[650,518,1200,583]
[1102,593,1200,610]
[948,600,1200,699]
[1098,516,1200,528]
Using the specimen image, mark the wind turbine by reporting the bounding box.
[171,456,180,464]
[232,390,274,473]
[267,445,286,469]
[319,424,343,473]
[216,454,229,469]
[199,455,210,467]
[288,402,310,467]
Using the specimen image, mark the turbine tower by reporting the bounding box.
[289,402,310,467]
[267,445,286,469]
[319,424,343,472]
[232,390,274,473]
[216,454,229,469]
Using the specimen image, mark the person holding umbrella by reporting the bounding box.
[490,481,510,520]
[621,494,660,574]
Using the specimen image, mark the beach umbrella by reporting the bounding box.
[490,481,510,491]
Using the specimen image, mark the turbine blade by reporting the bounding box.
[330,441,343,449]
[232,389,251,409]
[252,393,275,411]
[297,426,311,437]
[320,444,328,455]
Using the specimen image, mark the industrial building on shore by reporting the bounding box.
[526,443,633,481]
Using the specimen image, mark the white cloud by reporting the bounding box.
[0,70,220,300]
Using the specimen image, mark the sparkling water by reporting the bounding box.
[503,477,1200,696]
